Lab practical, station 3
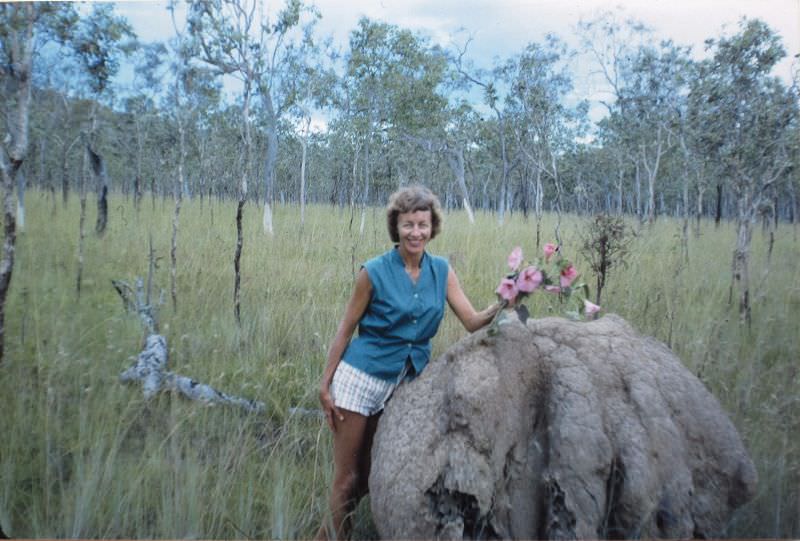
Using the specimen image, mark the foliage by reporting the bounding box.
[69,4,137,96]
[580,213,632,304]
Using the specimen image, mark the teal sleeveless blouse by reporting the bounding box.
[342,247,449,381]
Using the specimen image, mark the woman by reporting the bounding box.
[317,185,502,539]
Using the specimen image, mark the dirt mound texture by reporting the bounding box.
[369,313,756,539]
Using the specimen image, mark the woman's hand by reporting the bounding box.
[319,383,343,431]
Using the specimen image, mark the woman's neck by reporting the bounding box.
[397,246,423,269]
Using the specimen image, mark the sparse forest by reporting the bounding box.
[1,1,799,539]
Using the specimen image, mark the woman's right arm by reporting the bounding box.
[319,268,373,430]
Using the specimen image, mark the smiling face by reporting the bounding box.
[397,209,432,258]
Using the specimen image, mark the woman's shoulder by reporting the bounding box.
[362,248,396,275]
[426,252,450,272]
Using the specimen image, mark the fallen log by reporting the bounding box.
[114,279,264,414]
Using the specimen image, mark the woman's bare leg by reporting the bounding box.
[317,409,369,540]
[354,413,381,500]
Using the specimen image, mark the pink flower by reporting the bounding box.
[516,266,542,293]
[560,264,579,288]
[544,285,562,294]
[584,299,601,316]
[507,246,523,271]
[543,243,558,263]
[496,278,519,302]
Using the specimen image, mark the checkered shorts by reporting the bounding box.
[331,361,408,416]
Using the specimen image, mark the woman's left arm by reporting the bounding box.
[446,266,503,333]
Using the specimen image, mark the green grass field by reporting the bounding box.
[1,190,798,538]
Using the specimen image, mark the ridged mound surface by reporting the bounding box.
[369,313,756,540]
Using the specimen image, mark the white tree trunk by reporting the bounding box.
[300,116,310,227]
[15,202,24,231]
[446,148,475,225]
[263,202,274,236]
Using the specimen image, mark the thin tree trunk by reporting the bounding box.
[730,193,753,326]
[86,104,109,236]
[0,3,35,363]
[0,157,19,365]
[535,167,543,248]
[695,185,705,236]
[634,162,642,220]
[235,85,252,325]
[77,145,89,297]
[348,143,359,233]
[446,147,475,224]
[86,140,108,236]
[299,116,310,228]
[234,199,244,324]
[497,114,508,226]
[134,118,144,213]
[715,183,723,227]
[15,171,25,232]
[61,144,70,207]
[262,101,277,236]
[360,129,371,236]
[681,173,690,264]
[171,116,185,312]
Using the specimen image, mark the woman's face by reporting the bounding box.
[397,209,432,257]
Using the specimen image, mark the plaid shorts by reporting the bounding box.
[331,361,409,416]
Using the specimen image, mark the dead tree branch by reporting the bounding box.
[114,278,264,414]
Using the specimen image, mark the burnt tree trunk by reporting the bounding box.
[234,199,244,325]
[76,143,89,297]
[0,158,19,365]
[87,142,108,236]
[729,193,754,326]
[234,83,252,326]
[170,105,185,311]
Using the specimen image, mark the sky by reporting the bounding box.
[117,0,799,69]
[113,0,800,124]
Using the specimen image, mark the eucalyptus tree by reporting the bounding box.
[1,3,77,364]
[618,40,690,223]
[187,0,268,323]
[128,41,168,210]
[70,4,136,235]
[285,38,336,227]
[453,38,516,224]
[255,0,320,235]
[343,17,452,228]
[506,35,588,243]
[578,11,652,218]
[689,18,798,324]
[187,0,317,322]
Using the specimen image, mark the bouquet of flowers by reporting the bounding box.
[490,243,600,331]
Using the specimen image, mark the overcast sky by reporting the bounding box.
[114,0,799,124]
[118,0,799,68]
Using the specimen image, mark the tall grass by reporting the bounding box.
[1,191,797,538]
